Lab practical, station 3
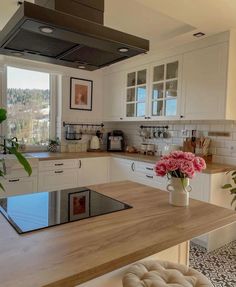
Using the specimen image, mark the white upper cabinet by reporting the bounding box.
[150,57,182,120]
[125,66,149,120]
[102,31,236,121]
[182,43,228,120]
[103,71,125,121]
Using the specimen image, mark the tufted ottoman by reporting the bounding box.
[122,260,213,287]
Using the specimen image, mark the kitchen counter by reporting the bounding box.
[0,181,235,287]
[27,151,236,174]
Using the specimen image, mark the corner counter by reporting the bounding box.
[26,151,236,174]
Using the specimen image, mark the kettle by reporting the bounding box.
[90,136,100,150]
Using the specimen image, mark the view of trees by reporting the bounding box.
[7,88,50,145]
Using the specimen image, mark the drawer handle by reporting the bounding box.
[79,160,82,169]
[131,162,135,172]
[55,170,64,174]
[9,179,20,182]
[55,163,64,166]
[146,167,153,171]
[146,175,153,179]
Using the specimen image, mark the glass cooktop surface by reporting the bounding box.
[0,188,132,234]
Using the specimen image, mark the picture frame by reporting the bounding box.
[70,77,93,111]
[68,190,90,221]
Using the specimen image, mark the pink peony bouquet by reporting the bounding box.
[155,151,206,179]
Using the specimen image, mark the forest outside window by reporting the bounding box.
[6,66,56,147]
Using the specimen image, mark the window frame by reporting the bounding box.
[2,64,57,151]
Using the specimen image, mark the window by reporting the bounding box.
[6,66,55,146]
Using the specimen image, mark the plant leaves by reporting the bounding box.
[6,146,32,176]
[231,195,236,207]
[222,183,232,189]
[0,181,5,192]
[231,171,236,176]
[230,188,236,194]
[0,108,7,124]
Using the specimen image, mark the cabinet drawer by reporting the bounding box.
[5,168,38,178]
[39,159,79,171]
[0,176,38,197]
[38,169,78,192]
[135,162,155,175]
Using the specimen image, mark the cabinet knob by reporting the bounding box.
[120,117,123,120]
[180,115,184,118]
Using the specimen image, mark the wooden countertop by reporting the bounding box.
[27,151,236,174]
[0,181,235,287]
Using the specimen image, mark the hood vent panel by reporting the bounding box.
[61,46,127,67]
[0,1,149,70]
[5,29,77,58]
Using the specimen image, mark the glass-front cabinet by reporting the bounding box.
[124,57,181,120]
[125,68,148,119]
[151,58,180,118]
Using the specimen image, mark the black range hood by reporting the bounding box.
[0,0,149,71]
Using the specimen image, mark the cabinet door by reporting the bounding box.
[103,71,125,121]
[182,43,228,120]
[0,176,38,198]
[110,158,136,182]
[78,157,109,187]
[125,67,149,120]
[38,169,78,192]
[189,173,210,201]
[150,57,182,120]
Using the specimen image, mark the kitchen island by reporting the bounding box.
[0,181,236,287]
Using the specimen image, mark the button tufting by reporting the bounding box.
[123,260,213,287]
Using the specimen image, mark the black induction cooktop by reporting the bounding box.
[0,188,132,234]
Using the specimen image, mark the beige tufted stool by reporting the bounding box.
[122,260,213,287]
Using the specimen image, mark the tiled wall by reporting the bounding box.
[110,120,236,165]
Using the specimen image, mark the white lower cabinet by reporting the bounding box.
[78,157,109,187]
[38,169,79,192]
[110,158,136,182]
[0,175,38,198]
[38,157,109,192]
[38,159,79,192]
[135,161,168,190]
[190,172,236,251]
[110,158,167,190]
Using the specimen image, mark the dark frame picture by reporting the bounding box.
[70,77,93,111]
[68,190,90,221]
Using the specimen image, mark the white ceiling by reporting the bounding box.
[0,0,236,51]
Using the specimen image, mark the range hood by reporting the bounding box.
[0,0,149,70]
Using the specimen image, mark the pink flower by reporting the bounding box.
[193,157,206,172]
[180,160,195,178]
[166,158,179,171]
[170,150,185,159]
[183,152,195,161]
[155,160,167,177]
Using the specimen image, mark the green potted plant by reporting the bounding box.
[0,108,32,190]
[222,171,236,210]
[48,137,60,153]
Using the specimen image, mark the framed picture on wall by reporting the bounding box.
[68,190,90,221]
[70,77,93,111]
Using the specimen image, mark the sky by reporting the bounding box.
[7,66,50,90]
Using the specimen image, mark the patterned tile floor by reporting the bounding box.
[189,241,236,287]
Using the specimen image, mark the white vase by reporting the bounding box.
[167,177,191,207]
